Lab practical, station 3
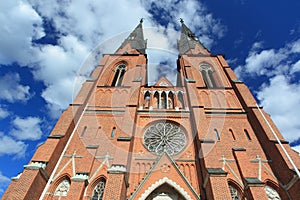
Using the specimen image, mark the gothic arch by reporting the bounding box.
[138,177,192,200]
[210,91,220,107]
[227,179,244,200]
[51,174,71,197]
[226,91,238,108]
[217,91,226,108]
[153,91,159,109]
[200,91,211,107]
[111,62,127,86]
[199,62,218,88]
[263,179,283,200]
[87,175,107,198]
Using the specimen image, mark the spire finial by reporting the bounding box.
[140,18,144,23]
[180,18,184,24]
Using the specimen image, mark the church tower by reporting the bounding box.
[3,20,300,200]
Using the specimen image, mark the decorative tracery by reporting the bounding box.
[54,179,70,196]
[264,186,281,200]
[200,63,217,88]
[92,179,106,200]
[143,122,186,155]
[111,64,126,86]
[229,185,241,200]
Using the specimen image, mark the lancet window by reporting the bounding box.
[54,179,70,196]
[111,64,126,86]
[244,129,251,141]
[228,184,241,200]
[200,63,218,88]
[92,178,106,200]
[142,90,185,110]
[143,91,151,108]
[214,129,220,141]
[264,186,281,200]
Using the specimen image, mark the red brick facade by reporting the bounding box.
[3,21,300,200]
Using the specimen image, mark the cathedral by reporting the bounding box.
[3,20,300,200]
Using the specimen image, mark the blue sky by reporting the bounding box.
[0,0,300,196]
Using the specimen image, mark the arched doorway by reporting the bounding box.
[145,183,186,200]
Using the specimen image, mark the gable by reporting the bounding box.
[129,153,200,200]
[154,77,173,87]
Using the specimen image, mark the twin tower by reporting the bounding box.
[3,21,300,199]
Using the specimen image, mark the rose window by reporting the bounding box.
[143,122,187,155]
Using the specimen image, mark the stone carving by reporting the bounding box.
[143,122,186,155]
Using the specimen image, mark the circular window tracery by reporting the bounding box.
[143,122,187,155]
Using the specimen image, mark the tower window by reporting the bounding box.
[214,129,220,141]
[54,179,70,196]
[200,64,218,88]
[161,91,167,109]
[111,127,116,138]
[229,129,236,140]
[143,91,150,108]
[111,64,126,86]
[153,91,159,109]
[167,92,174,109]
[244,129,251,141]
[92,178,106,200]
[80,126,87,137]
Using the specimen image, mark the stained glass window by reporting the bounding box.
[143,122,186,155]
[54,179,70,196]
[265,186,281,200]
[92,179,106,200]
[229,185,240,200]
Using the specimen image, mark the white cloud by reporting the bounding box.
[235,39,300,79]
[0,0,44,66]
[0,0,225,118]
[0,106,9,119]
[10,116,42,141]
[291,145,300,154]
[142,0,225,49]
[291,60,300,73]
[0,133,27,158]
[257,75,300,142]
[235,48,287,78]
[0,171,10,196]
[0,73,31,103]
[237,39,300,144]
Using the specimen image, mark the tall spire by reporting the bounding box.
[117,19,147,54]
[177,19,210,55]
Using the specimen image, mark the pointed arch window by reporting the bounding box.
[244,129,251,141]
[264,186,281,200]
[112,64,126,86]
[228,184,241,200]
[111,127,116,138]
[167,92,174,109]
[161,92,167,109]
[200,63,218,88]
[229,129,236,140]
[153,91,159,109]
[214,129,220,141]
[92,178,106,200]
[144,91,151,108]
[54,179,70,196]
